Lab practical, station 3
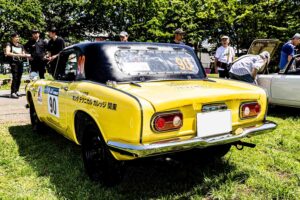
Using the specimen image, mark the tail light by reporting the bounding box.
[152,111,183,132]
[240,102,261,119]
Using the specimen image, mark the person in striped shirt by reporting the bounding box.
[229,51,270,84]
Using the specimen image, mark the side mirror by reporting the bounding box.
[29,72,39,80]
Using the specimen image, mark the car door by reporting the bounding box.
[270,55,300,106]
[45,49,80,133]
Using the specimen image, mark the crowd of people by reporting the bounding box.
[213,33,300,84]
[4,27,66,98]
[3,26,300,98]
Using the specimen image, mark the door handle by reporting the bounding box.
[61,86,69,91]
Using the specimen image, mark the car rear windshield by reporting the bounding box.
[115,49,199,76]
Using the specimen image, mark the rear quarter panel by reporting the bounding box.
[66,81,153,146]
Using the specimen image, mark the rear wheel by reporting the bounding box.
[81,121,124,186]
[29,98,45,134]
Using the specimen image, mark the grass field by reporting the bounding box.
[0,106,299,200]
[0,74,10,79]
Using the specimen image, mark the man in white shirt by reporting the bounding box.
[214,35,235,78]
[229,51,270,84]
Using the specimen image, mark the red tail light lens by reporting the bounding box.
[240,102,261,119]
[152,112,183,132]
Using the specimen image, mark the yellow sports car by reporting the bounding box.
[26,42,276,185]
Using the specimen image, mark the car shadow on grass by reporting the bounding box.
[9,124,241,199]
[267,105,300,119]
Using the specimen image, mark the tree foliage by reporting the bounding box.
[0,0,299,50]
[0,0,44,43]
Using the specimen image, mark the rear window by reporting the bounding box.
[115,49,199,75]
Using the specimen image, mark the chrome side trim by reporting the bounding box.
[107,121,277,158]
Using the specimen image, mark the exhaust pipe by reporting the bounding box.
[233,141,256,150]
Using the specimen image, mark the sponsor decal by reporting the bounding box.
[44,86,50,94]
[107,102,117,110]
[166,83,212,89]
[72,96,117,111]
[37,86,43,104]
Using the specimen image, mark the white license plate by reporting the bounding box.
[197,110,232,137]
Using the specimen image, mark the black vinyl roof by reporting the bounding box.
[67,41,193,52]
[63,42,205,83]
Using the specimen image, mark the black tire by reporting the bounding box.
[82,122,124,186]
[29,98,45,134]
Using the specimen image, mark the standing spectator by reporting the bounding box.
[279,33,300,70]
[25,29,48,79]
[94,32,109,41]
[95,35,108,41]
[46,27,65,74]
[172,28,185,44]
[214,35,235,78]
[119,31,129,42]
[5,33,31,98]
[229,51,270,84]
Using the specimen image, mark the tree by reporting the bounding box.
[39,0,86,40]
[0,0,299,51]
[0,0,45,43]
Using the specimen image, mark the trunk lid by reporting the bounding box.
[116,79,263,111]
[246,39,282,73]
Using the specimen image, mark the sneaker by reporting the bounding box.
[16,92,21,97]
[11,93,19,99]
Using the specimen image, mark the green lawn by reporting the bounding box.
[0,74,10,79]
[0,107,299,200]
[0,74,10,90]
[0,72,52,91]
[207,73,219,78]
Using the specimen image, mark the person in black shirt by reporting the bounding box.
[46,27,65,75]
[25,29,48,78]
[5,33,31,98]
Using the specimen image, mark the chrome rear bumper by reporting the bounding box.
[107,121,277,158]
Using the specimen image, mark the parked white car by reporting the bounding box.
[0,63,11,75]
[257,54,300,108]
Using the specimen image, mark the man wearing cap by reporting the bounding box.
[214,35,235,78]
[46,27,65,74]
[5,33,31,98]
[172,28,185,44]
[119,31,129,42]
[279,33,300,70]
[25,29,48,78]
[229,51,270,84]
[95,35,108,41]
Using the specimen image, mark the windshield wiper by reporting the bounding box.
[202,78,216,82]
[130,81,142,87]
